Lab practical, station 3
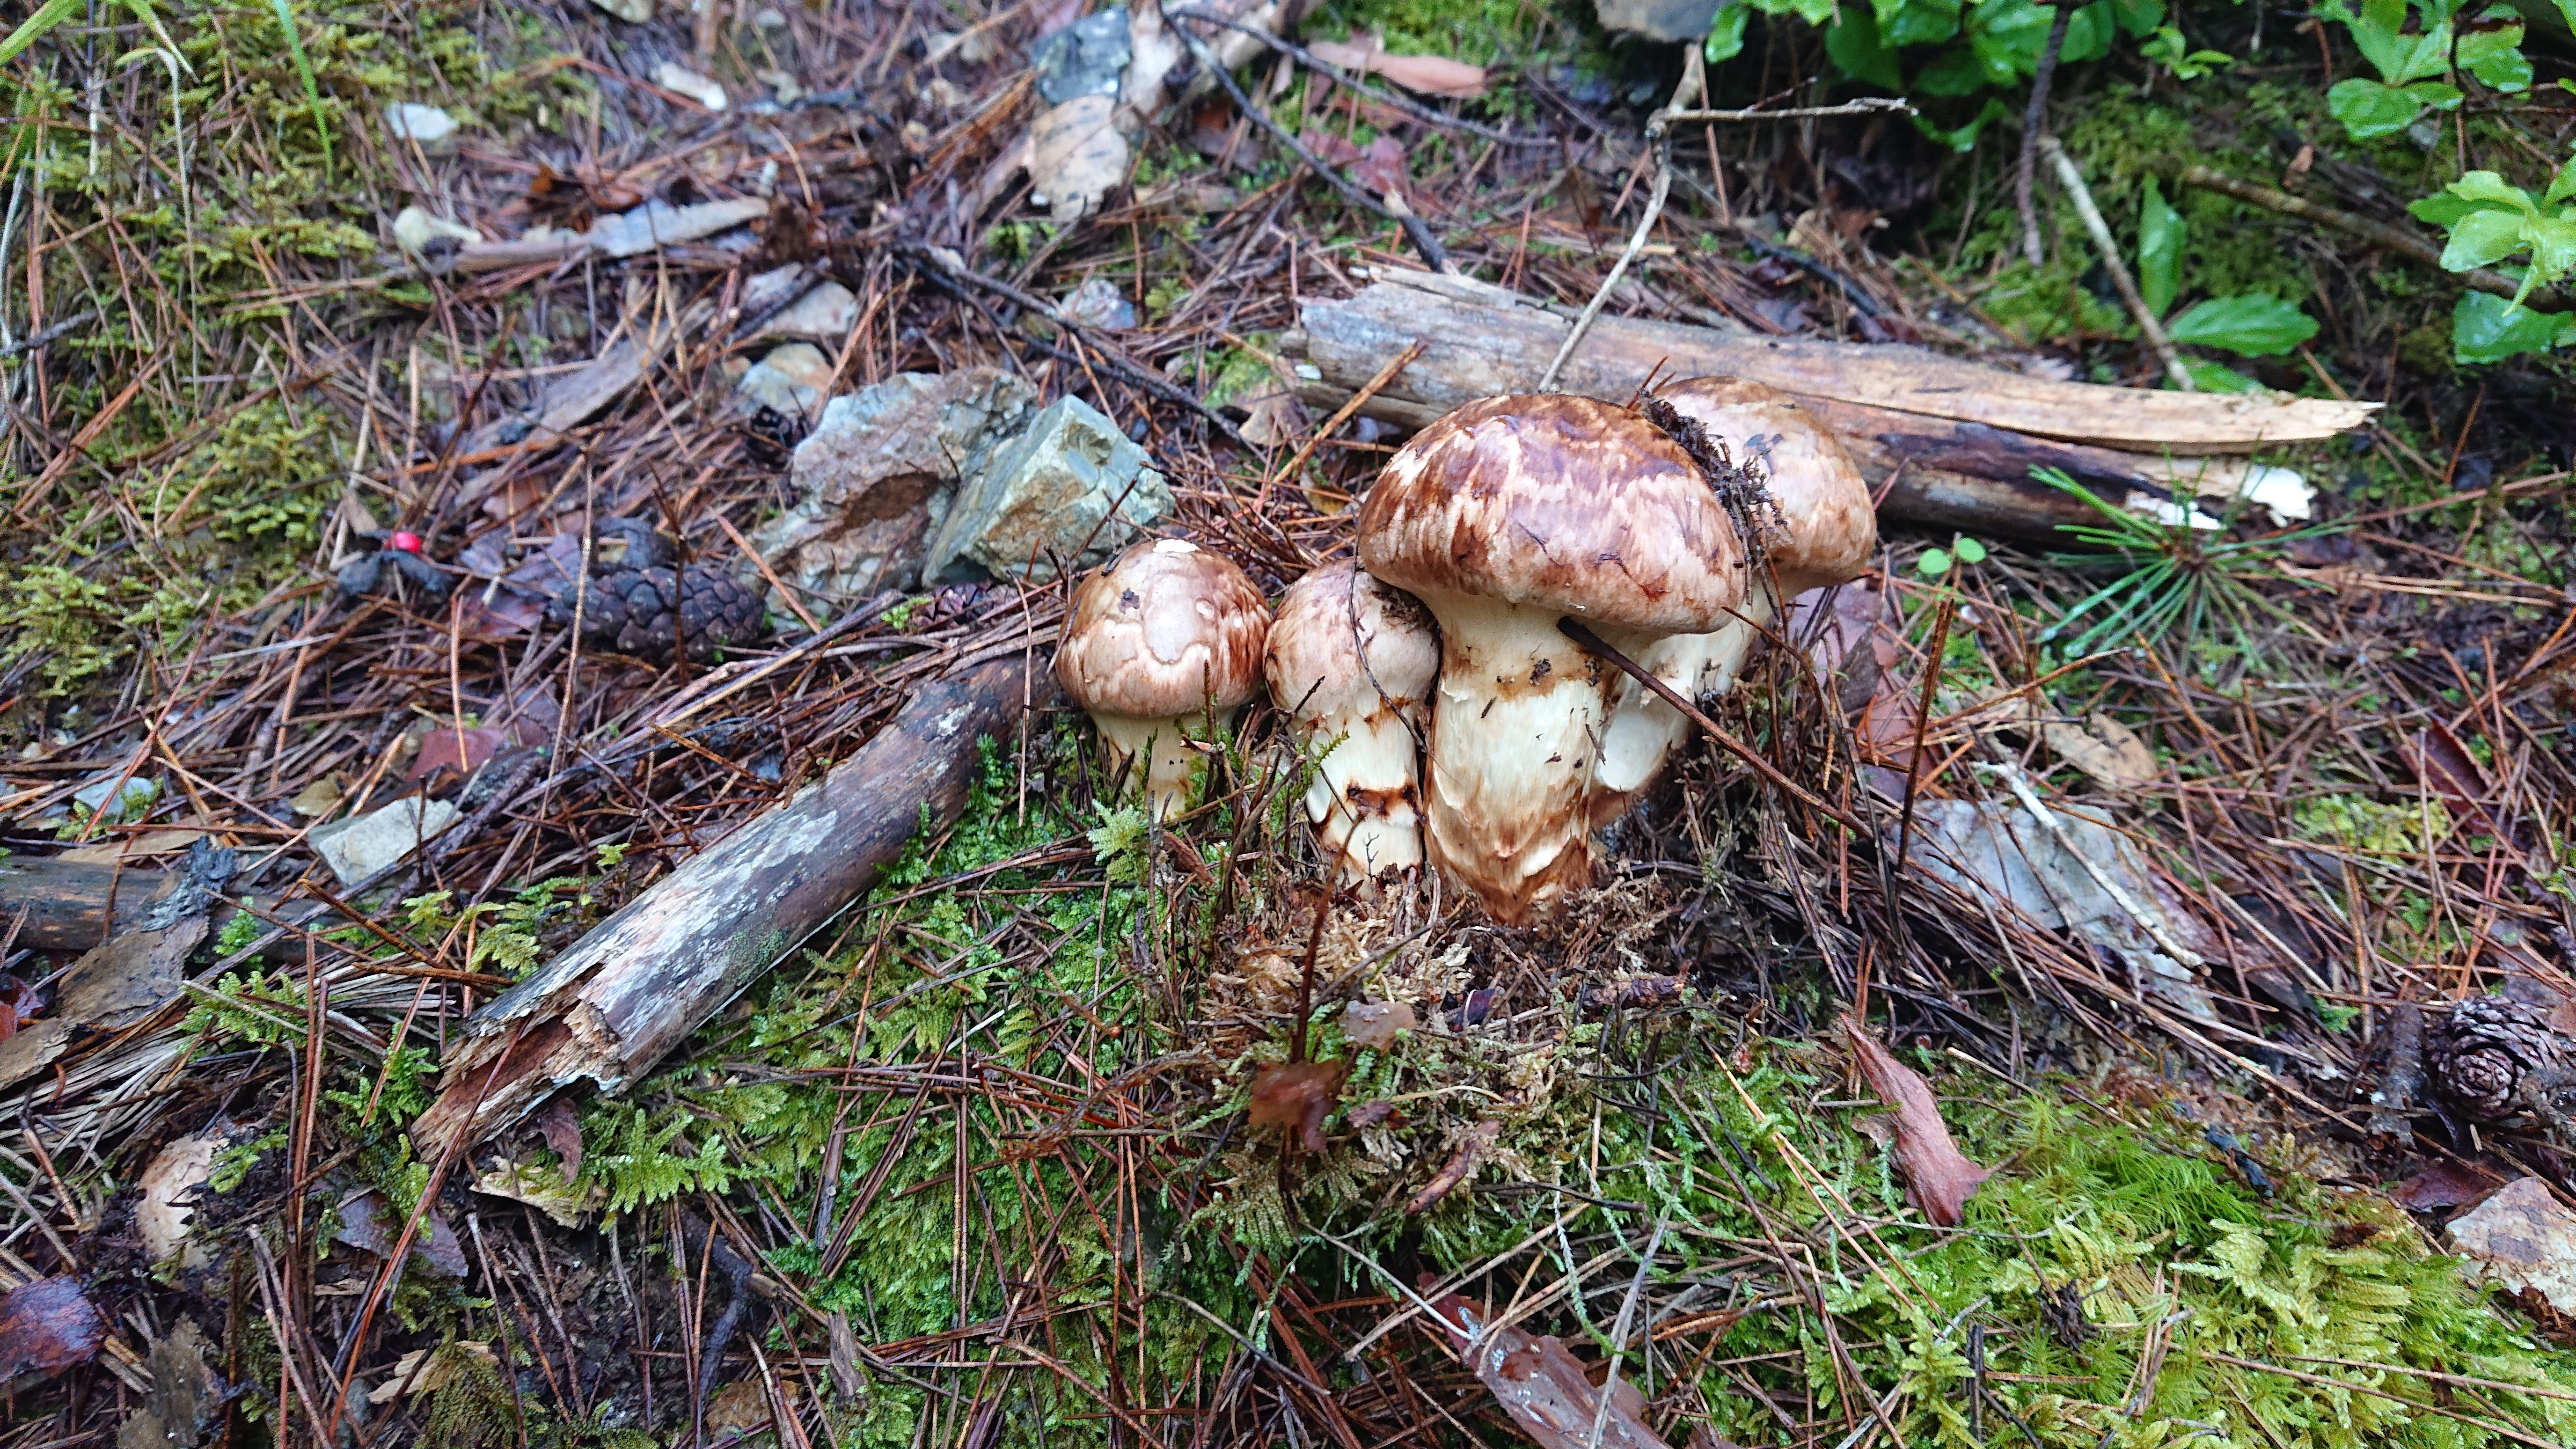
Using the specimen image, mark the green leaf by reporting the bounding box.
[1912,43,1992,96]
[2545,162,2576,210]
[2456,20,2530,93]
[2408,192,2495,227]
[2442,208,2533,271]
[2451,290,2576,363]
[1827,1,1903,90]
[1704,1,1752,63]
[268,0,334,176]
[2326,78,2428,139]
[2178,358,2265,393]
[2449,170,2538,211]
[2110,0,2166,38]
[2341,0,2414,79]
[2528,215,2576,285]
[1916,548,1955,577]
[1910,95,2013,150]
[2402,79,2464,112]
[1952,536,1989,564]
[2166,294,2319,356]
[1873,0,1961,46]
[2138,177,2184,317]
[0,0,80,67]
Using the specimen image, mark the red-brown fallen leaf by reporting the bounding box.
[533,1095,584,1181]
[0,1275,107,1380]
[1843,1014,1991,1226]
[1405,1119,1500,1215]
[1340,999,1416,1052]
[1249,1060,1348,1152]
[1423,1291,1674,1449]
[0,975,38,1042]
[2388,1161,2506,1213]
[332,1189,469,1278]
[1307,33,1489,99]
[1301,130,1407,198]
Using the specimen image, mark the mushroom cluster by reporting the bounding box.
[1052,379,1873,922]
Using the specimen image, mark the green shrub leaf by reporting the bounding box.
[2137,177,2185,317]
[2452,291,2576,363]
[2166,294,2319,356]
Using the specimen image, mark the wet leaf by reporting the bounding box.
[0,975,38,1043]
[1339,999,1414,1052]
[1249,1059,1347,1152]
[1844,1014,1991,1226]
[333,1188,469,1278]
[2388,1161,2505,1213]
[0,1275,107,1380]
[1307,32,1489,98]
[533,1096,584,1181]
[1424,1291,1675,1449]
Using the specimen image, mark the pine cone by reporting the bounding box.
[544,520,767,662]
[2428,996,2569,1121]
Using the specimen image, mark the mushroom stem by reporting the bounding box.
[1412,591,1610,922]
[1093,709,1233,820]
[1295,712,1425,878]
[1591,595,1772,822]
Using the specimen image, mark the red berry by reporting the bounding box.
[387,530,425,554]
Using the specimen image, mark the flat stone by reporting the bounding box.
[734,343,835,423]
[1032,7,1131,104]
[310,796,461,887]
[588,0,653,19]
[741,266,861,343]
[751,369,1039,616]
[73,773,159,824]
[1059,276,1138,330]
[385,103,460,157]
[2448,1176,2576,1315]
[1595,0,1725,39]
[652,62,729,112]
[925,395,1171,584]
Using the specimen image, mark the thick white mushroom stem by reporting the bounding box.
[1266,562,1439,881]
[1091,708,1236,820]
[1589,600,1770,826]
[1412,590,1610,922]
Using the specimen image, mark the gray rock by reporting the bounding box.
[1032,8,1132,104]
[311,797,461,887]
[1059,276,1138,330]
[741,266,861,343]
[385,103,460,157]
[589,0,652,20]
[925,395,1171,584]
[74,774,159,824]
[1595,0,1726,40]
[735,343,835,422]
[752,370,1039,616]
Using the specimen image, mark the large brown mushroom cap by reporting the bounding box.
[1654,377,1874,597]
[1057,539,1272,718]
[1356,394,1750,635]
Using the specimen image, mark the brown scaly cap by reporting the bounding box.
[1056,539,1273,718]
[1655,377,1875,596]
[1355,394,1749,634]
[1263,560,1439,726]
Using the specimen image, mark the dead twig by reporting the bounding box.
[2040,138,2195,392]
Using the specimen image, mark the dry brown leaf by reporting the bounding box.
[1249,1059,1348,1152]
[1340,999,1415,1051]
[533,1096,585,1181]
[369,1340,497,1405]
[1301,130,1408,197]
[1425,1292,1674,1449]
[1405,1118,1500,1215]
[0,1276,107,1381]
[2039,711,2158,793]
[1029,94,1129,224]
[137,1133,221,1266]
[1843,1013,1991,1226]
[0,976,40,1043]
[333,1188,469,1278]
[1307,32,1488,99]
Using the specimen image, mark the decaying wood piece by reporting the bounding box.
[411,654,1052,1149]
[0,848,254,952]
[1280,270,2371,540]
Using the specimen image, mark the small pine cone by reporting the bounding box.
[677,566,764,656]
[2429,996,2569,1121]
[549,565,762,661]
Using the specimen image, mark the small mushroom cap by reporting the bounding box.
[1264,561,1440,725]
[1356,394,1749,635]
[1057,538,1273,718]
[1655,377,1875,596]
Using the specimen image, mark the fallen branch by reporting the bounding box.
[2042,138,2194,392]
[2015,1,2076,268]
[411,653,1055,1149]
[2173,163,2568,312]
[1281,270,2369,540]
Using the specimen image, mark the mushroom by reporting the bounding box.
[1590,378,1876,822]
[1057,538,1273,817]
[1356,395,1751,922]
[1264,560,1441,880]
